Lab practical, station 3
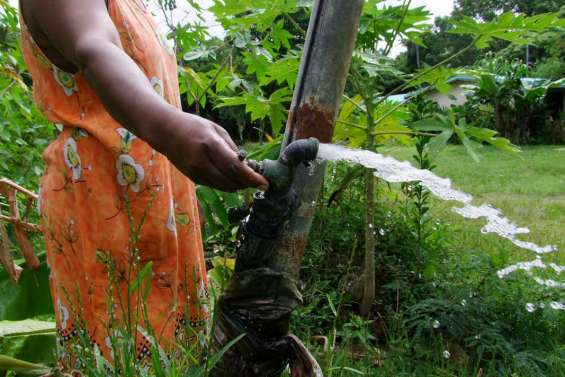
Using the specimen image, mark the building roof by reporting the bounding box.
[385,75,565,103]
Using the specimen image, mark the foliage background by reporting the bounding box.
[0,0,564,375]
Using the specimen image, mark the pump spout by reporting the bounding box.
[210,138,322,377]
[247,137,319,195]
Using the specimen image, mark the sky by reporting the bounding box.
[384,0,455,55]
[10,0,455,56]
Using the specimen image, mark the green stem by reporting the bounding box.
[374,130,437,137]
[373,97,412,126]
[284,13,306,35]
[342,94,367,113]
[0,355,49,373]
[336,119,438,137]
[383,0,412,56]
[196,48,233,104]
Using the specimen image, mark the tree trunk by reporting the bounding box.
[360,170,375,318]
[359,92,376,318]
[494,100,503,136]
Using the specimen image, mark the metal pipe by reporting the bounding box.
[211,140,320,377]
[211,1,363,375]
[279,0,364,278]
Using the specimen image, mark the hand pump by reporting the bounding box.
[211,1,364,376]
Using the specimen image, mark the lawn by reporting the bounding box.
[382,145,565,267]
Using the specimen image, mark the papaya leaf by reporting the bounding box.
[426,130,453,157]
[196,187,230,229]
[410,118,450,132]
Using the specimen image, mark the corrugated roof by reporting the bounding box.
[386,76,565,103]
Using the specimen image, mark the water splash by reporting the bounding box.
[318,144,556,255]
[498,258,565,279]
[318,144,563,305]
[526,302,565,312]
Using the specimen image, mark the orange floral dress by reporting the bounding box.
[19,0,208,371]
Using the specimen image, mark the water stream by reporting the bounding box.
[317,143,564,310]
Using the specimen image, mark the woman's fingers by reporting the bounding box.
[176,117,269,192]
[211,123,269,190]
[207,133,269,191]
[237,163,269,191]
[189,157,239,192]
[213,124,239,153]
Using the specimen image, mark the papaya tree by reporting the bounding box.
[333,3,562,317]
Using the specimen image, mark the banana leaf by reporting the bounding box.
[0,254,53,321]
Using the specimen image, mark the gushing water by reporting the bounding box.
[318,144,564,309]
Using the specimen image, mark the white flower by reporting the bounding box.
[525,303,535,312]
[150,77,164,97]
[117,128,138,152]
[116,128,138,142]
[116,154,145,192]
[432,320,440,329]
[57,298,70,329]
[105,336,114,359]
[166,199,177,233]
[443,350,451,359]
[53,66,78,96]
[73,128,89,139]
[63,138,82,181]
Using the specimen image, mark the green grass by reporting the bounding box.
[382,144,565,267]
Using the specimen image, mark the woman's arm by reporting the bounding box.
[23,0,268,192]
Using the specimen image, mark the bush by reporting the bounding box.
[293,161,565,376]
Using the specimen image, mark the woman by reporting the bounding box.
[19,0,268,371]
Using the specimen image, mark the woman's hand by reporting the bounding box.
[164,112,269,192]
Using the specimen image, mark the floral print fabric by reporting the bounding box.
[19,0,207,371]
